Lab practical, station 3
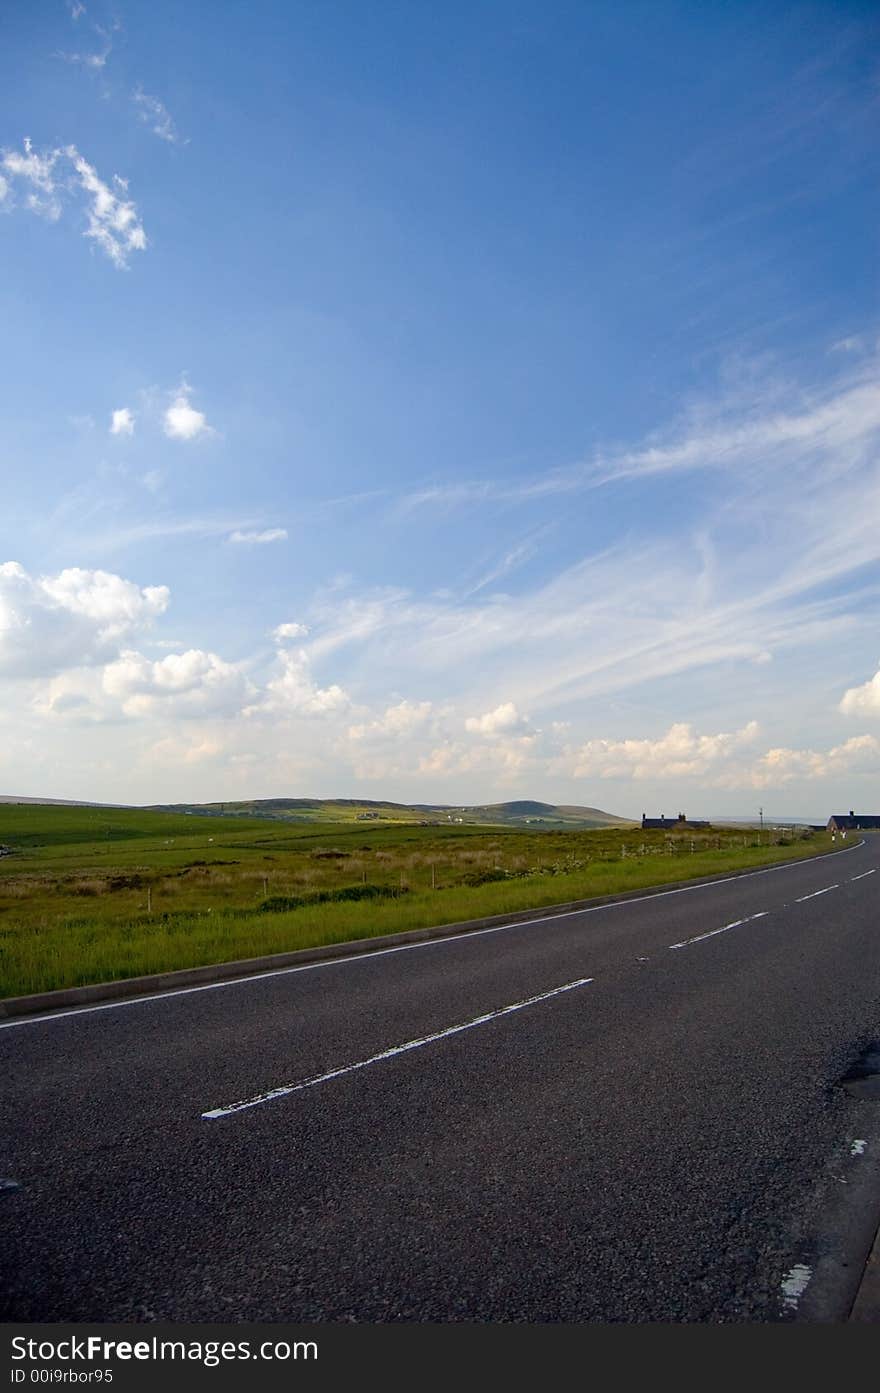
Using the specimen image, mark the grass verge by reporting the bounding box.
[1,835,840,998]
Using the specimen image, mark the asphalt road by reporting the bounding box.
[2,839,879,1322]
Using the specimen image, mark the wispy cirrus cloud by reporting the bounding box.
[132,88,186,145]
[56,12,114,70]
[229,528,288,545]
[0,139,63,219]
[398,356,880,512]
[0,140,147,267]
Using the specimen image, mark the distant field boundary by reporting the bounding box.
[1,837,862,1021]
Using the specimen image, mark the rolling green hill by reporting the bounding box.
[144,796,631,829]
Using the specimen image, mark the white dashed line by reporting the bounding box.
[668,911,768,951]
[849,869,876,882]
[795,885,838,902]
[203,975,594,1119]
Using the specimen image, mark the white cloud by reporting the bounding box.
[747,735,880,788]
[0,141,146,266]
[273,621,309,641]
[349,699,433,741]
[1,139,62,220]
[256,648,350,717]
[399,362,880,510]
[66,147,147,267]
[57,15,112,69]
[465,701,532,736]
[831,336,863,354]
[110,406,135,436]
[839,663,880,718]
[0,561,168,678]
[164,384,213,440]
[59,45,109,69]
[229,528,287,544]
[416,732,539,782]
[102,648,253,718]
[569,720,760,781]
[132,88,185,145]
[0,174,9,202]
[149,734,226,766]
[558,722,880,791]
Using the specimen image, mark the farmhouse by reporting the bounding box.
[827,811,880,831]
[641,812,711,830]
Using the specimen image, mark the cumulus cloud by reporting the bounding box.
[229,528,287,544]
[570,720,760,780]
[102,648,253,718]
[417,732,538,781]
[33,668,110,723]
[256,648,349,717]
[465,701,532,736]
[0,140,146,266]
[149,735,226,765]
[163,384,213,441]
[110,406,134,436]
[349,700,433,741]
[839,663,880,717]
[0,561,168,678]
[132,88,185,145]
[273,621,309,641]
[748,735,880,788]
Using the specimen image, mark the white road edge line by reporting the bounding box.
[668,911,768,951]
[795,885,838,902]
[202,975,595,1120]
[1,840,867,1032]
[850,869,876,882]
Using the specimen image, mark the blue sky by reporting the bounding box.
[1,0,879,817]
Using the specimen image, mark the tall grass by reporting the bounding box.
[0,832,836,997]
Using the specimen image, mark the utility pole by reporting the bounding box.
[759,806,764,833]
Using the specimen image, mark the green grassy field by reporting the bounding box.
[0,803,835,998]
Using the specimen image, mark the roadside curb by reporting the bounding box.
[0,839,860,1021]
[851,1223,880,1322]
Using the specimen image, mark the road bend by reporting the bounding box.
[2,839,879,1321]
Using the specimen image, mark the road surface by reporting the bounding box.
[2,839,879,1322]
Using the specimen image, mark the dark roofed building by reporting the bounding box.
[641,812,711,831]
[827,811,880,831]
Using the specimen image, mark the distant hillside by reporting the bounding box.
[0,794,130,808]
[146,796,631,829]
